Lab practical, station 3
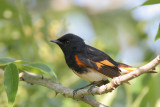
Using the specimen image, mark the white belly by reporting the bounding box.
[73,68,108,82]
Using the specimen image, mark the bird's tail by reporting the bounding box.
[117,62,157,74]
[117,62,156,85]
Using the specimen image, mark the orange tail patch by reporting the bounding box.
[117,63,136,74]
[120,67,137,71]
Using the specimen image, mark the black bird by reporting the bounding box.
[50,33,136,95]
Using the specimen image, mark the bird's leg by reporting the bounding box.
[88,84,96,96]
[88,80,109,95]
[73,82,95,98]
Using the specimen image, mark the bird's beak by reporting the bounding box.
[50,40,62,44]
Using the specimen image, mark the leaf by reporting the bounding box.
[0,57,16,66]
[17,63,59,83]
[0,57,59,82]
[4,63,19,107]
[28,63,58,81]
[143,0,160,5]
[155,24,160,41]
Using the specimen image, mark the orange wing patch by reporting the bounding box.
[100,60,114,67]
[94,60,115,70]
[95,62,103,70]
[75,55,115,70]
[75,55,87,67]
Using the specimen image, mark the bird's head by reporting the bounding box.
[51,33,85,55]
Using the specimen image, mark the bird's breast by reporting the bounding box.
[72,68,108,82]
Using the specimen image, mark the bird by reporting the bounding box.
[50,33,141,95]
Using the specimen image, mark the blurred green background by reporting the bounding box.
[0,0,160,107]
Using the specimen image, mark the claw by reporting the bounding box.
[72,82,95,98]
[88,85,96,96]
[73,88,81,98]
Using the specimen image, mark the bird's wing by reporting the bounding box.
[75,45,121,78]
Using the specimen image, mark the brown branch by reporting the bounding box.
[19,55,160,107]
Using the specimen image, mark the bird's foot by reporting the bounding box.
[73,88,82,98]
[73,82,95,98]
[88,85,96,96]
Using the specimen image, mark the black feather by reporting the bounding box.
[51,33,121,79]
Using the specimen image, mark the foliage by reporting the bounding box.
[4,63,19,107]
[0,0,160,107]
[0,58,58,106]
[143,0,160,5]
[155,24,160,41]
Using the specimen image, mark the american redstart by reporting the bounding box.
[50,33,154,95]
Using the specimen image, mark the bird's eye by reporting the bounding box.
[66,40,70,44]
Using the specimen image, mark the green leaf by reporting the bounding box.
[0,57,59,82]
[143,0,160,5]
[0,57,16,66]
[155,24,160,41]
[17,63,59,83]
[28,63,58,81]
[4,63,19,107]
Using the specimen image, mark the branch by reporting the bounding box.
[19,55,160,107]
[73,55,160,98]
[19,72,107,107]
